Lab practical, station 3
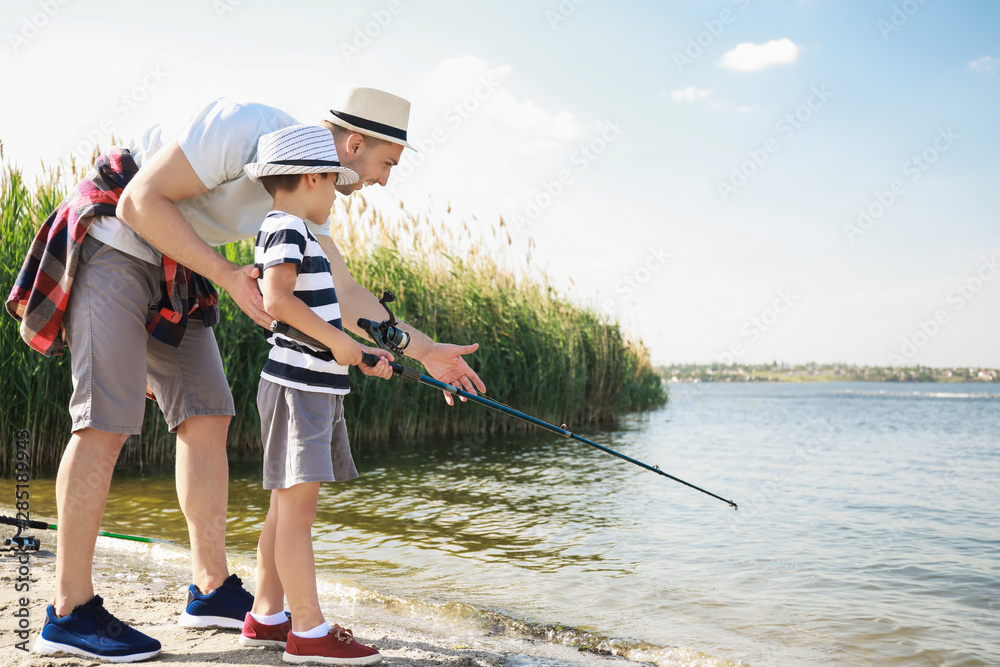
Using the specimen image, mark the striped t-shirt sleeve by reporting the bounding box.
[258,218,307,270]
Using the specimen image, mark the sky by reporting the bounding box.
[2,0,998,368]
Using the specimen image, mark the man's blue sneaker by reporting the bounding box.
[33,595,161,663]
[177,573,253,629]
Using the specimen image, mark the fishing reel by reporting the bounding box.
[358,291,410,356]
[2,520,40,551]
[4,534,40,551]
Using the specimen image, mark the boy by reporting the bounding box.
[240,125,393,665]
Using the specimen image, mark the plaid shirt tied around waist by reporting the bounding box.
[4,147,219,356]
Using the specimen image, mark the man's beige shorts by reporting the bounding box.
[64,235,235,435]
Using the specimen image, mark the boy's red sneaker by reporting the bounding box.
[239,612,292,648]
[283,625,381,665]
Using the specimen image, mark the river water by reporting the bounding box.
[16,381,1000,665]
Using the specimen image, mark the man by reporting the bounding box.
[29,88,486,662]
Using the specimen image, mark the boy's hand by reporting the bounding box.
[356,346,394,380]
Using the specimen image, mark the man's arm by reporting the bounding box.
[315,233,486,402]
[116,141,270,328]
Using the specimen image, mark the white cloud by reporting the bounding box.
[410,56,586,151]
[717,39,801,72]
[968,55,1000,74]
[385,55,592,229]
[671,87,711,103]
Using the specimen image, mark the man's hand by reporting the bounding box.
[419,342,486,406]
[356,347,395,380]
[223,264,270,328]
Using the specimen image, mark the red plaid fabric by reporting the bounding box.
[5,147,218,356]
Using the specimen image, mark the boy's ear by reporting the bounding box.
[301,172,332,190]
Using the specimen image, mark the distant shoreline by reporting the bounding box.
[660,364,999,383]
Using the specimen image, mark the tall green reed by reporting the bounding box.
[1,154,665,475]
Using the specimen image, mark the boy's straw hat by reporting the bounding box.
[244,125,359,185]
[323,86,415,151]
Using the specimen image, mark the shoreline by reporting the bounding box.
[0,536,679,667]
[667,375,999,383]
[661,368,999,383]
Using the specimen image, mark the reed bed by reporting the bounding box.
[1,152,665,475]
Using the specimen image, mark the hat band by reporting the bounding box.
[330,110,407,141]
[269,159,342,167]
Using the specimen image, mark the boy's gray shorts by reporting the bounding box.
[64,236,235,435]
[257,377,357,490]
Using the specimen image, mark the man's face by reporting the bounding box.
[337,137,404,195]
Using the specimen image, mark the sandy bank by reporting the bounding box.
[1,544,658,667]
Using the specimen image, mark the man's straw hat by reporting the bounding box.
[323,86,415,151]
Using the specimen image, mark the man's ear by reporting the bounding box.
[346,132,365,156]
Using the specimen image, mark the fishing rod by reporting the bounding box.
[1,515,169,551]
[269,291,738,510]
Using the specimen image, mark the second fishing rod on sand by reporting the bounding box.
[271,290,738,511]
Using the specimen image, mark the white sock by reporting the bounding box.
[250,611,288,625]
[292,622,330,639]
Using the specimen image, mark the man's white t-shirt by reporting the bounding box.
[88,99,333,264]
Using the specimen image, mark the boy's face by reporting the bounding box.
[304,172,338,225]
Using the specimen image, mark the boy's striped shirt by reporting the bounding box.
[254,210,349,394]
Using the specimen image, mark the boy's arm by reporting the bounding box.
[117,141,270,328]
[262,263,393,377]
[314,234,487,402]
